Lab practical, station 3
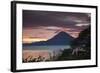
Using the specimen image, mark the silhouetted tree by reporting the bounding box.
[56,25,91,61]
[71,25,91,59]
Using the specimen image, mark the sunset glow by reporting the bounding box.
[23,10,90,44]
[23,38,48,43]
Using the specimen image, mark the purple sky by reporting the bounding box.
[22,10,91,43]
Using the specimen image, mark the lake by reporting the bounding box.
[22,45,71,62]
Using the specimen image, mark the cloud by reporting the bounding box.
[75,23,90,27]
[23,10,90,28]
[45,26,61,30]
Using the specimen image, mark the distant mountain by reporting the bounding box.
[47,31,74,45]
[23,31,74,46]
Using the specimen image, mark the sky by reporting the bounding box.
[23,10,91,43]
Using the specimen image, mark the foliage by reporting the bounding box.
[23,51,58,63]
[56,26,91,61]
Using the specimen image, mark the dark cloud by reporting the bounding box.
[23,10,90,28]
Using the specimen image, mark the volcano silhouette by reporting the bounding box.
[46,31,74,45]
[24,31,74,46]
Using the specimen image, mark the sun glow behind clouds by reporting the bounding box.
[22,26,83,43]
[23,38,48,43]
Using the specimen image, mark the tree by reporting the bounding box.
[56,25,91,61]
[71,25,91,59]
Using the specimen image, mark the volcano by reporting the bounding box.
[47,31,73,45]
[23,31,74,46]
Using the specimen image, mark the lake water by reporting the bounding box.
[22,45,71,62]
[23,45,71,50]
